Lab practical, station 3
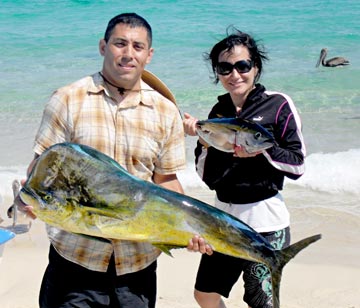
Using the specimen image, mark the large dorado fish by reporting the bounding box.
[17,143,320,308]
[196,117,276,153]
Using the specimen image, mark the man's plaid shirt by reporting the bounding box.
[33,72,186,275]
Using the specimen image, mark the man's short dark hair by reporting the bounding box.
[104,13,152,47]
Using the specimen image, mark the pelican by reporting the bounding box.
[316,48,350,67]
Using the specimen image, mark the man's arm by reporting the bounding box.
[152,172,184,194]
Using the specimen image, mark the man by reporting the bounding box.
[25,13,211,308]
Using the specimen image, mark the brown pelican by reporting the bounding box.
[316,48,350,67]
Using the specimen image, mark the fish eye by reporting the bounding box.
[254,132,262,140]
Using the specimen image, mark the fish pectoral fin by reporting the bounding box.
[153,244,186,257]
[83,206,120,219]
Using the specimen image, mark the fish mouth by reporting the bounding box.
[196,122,226,134]
[13,193,31,215]
[14,194,27,207]
[15,187,45,213]
[195,122,204,129]
[197,127,211,134]
[196,123,213,136]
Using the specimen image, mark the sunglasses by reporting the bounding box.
[216,59,254,75]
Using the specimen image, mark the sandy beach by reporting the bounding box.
[0,187,359,308]
[1,0,359,307]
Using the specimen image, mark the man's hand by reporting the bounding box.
[187,235,213,255]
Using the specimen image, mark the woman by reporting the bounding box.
[183,28,306,308]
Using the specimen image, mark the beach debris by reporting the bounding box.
[0,228,15,245]
[0,228,15,262]
[196,117,276,153]
[316,48,350,67]
[0,194,3,224]
[15,142,321,308]
[7,179,32,234]
[7,180,20,221]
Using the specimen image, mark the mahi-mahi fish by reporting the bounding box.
[16,142,320,308]
[196,117,276,153]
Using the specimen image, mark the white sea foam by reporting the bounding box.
[286,149,360,195]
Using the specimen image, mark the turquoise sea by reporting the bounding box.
[0,0,359,216]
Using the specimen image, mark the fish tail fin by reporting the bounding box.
[270,234,321,308]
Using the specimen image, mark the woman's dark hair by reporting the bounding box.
[205,26,268,84]
[104,13,152,47]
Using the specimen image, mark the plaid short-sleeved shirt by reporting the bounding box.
[33,72,186,275]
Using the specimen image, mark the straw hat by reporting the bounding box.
[141,70,177,105]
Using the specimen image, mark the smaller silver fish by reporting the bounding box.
[196,117,276,153]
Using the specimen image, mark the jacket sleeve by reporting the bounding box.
[263,93,306,180]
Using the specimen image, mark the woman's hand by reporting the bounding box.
[233,145,262,158]
[183,112,198,136]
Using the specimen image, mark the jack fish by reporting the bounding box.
[17,142,320,308]
[196,117,276,153]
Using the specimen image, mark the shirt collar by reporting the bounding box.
[89,72,154,107]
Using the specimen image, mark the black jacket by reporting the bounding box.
[195,84,305,204]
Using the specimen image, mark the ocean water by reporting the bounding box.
[0,0,359,216]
